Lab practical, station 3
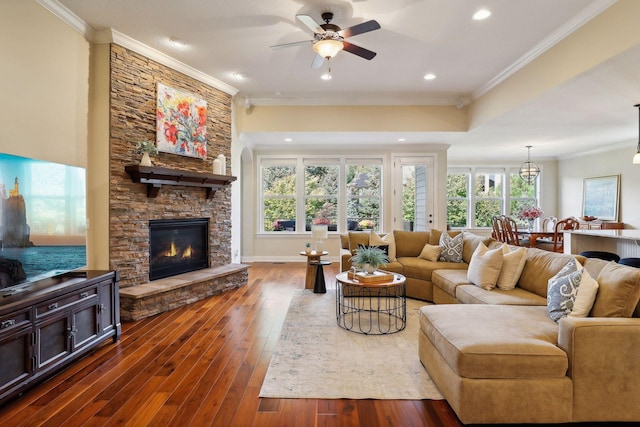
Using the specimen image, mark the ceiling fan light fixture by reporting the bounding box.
[519,145,540,184]
[312,39,344,59]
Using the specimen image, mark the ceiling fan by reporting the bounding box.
[270,12,381,68]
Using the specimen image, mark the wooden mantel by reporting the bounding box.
[124,164,236,199]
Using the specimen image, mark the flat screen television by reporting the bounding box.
[0,153,86,289]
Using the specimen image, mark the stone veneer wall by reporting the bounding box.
[109,44,233,289]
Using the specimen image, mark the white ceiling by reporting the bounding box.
[48,0,640,161]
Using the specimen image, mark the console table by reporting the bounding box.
[565,230,640,258]
[0,270,120,405]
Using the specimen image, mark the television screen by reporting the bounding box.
[0,153,86,288]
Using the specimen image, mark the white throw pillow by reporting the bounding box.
[467,243,504,291]
[418,244,441,262]
[496,245,527,290]
[568,269,599,317]
[371,231,397,262]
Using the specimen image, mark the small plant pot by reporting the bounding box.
[140,152,153,166]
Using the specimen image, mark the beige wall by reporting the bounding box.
[0,0,89,167]
[558,143,640,229]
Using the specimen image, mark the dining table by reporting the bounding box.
[518,230,555,248]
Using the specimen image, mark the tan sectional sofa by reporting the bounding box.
[341,230,640,424]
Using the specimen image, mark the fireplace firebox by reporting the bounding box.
[149,218,209,281]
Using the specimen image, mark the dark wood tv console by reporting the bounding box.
[0,270,120,405]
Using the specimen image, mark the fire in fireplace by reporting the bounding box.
[149,218,209,281]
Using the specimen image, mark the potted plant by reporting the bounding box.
[304,241,312,254]
[134,140,158,166]
[350,246,390,274]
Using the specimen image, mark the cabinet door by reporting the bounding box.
[98,279,115,335]
[37,314,71,371]
[0,327,32,398]
[72,302,99,352]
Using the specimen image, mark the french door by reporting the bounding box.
[392,156,435,232]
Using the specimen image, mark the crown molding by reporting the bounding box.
[36,0,238,96]
[472,0,618,101]
[36,0,94,39]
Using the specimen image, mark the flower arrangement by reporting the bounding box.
[134,140,158,156]
[518,206,543,221]
[358,219,375,229]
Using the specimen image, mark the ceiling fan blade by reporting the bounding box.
[311,54,325,68]
[339,20,380,38]
[270,39,313,49]
[296,14,324,34]
[343,42,377,60]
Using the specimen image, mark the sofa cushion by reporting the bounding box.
[433,269,470,299]
[340,234,349,250]
[398,257,467,282]
[418,244,441,262]
[455,285,547,305]
[467,243,503,290]
[496,245,527,290]
[461,232,491,264]
[592,262,640,318]
[519,248,578,298]
[348,231,370,255]
[419,305,568,379]
[429,229,461,246]
[393,231,431,257]
[439,232,464,263]
[569,268,599,318]
[547,259,581,322]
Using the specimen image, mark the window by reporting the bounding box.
[446,171,469,228]
[261,162,296,232]
[474,171,504,228]
[346,162,381,231]
[305,162,339,230]
[446,168,539,228]
[259,156,383,233]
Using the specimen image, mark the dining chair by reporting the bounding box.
[542,216,557,232]
[491,215,506,242]
[551,216,580,252]
[502,216,529,247]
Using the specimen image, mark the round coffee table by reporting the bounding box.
[335,271,406,335]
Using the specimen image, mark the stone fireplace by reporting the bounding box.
[108,44,248,321]
[149,218,209,281]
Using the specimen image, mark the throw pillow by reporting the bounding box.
[496,245,527,290]
[439,232,464,263]
[348,231,370,255]
[466,243,504,291]
[370,232,396,262]
[592,262,640,317]
[568,269,599,318]
[418,244,441,262]
[547,258,581,322]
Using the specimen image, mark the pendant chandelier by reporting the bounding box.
[633,104,640,164]
[519,145,540,184]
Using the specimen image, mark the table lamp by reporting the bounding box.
[311,224,328,254]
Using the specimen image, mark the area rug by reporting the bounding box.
[259,289,444,400]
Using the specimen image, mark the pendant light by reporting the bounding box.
[519,145,540,184]
[633,104,640,164]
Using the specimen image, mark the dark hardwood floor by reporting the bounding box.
[0,262,635,426]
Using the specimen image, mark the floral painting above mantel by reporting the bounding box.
[156,83,207,159]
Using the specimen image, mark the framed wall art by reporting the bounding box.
[156,83,207,159]
[582,175,620,221]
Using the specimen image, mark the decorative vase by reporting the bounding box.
[528,219,535,232]
[140,152,153,166]
[362,263,377,274]
[305,247,312,254]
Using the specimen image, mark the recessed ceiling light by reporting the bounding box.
[168,37,187,47]
[423,73,436,80]
[231,72,245,80]
[321,73,332,81]
[398,138,406,142]
[284,138,293,142]
[472,9,492,20]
